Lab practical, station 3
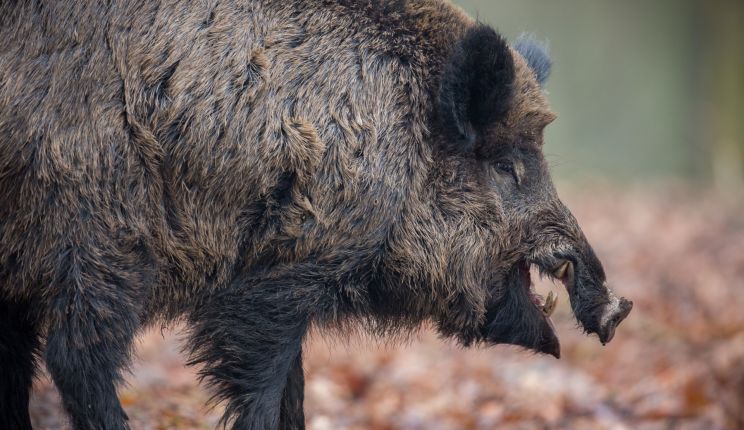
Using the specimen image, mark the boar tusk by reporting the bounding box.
[542,291,558,317]
[553,261,570,279]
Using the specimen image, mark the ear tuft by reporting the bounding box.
[439,25,515,148]
[514,34,552,86]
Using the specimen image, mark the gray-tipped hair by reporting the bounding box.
[513,34,552,86]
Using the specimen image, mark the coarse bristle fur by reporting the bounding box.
[514,34,552,86]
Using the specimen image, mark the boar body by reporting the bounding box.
[0,1,630,429]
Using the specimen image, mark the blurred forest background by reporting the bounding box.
[459,0,744,189]
[29,1,744,429]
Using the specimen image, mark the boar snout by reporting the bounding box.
[516,200,633,354]
[549,253,632,345]
[597,290,633,344]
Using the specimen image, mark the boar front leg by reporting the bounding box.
[188,273,312,430]
[0,298,41,430]
[279,349,305,430]
[43,245,145,430]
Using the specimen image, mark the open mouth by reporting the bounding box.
[483,254,631,358]
[484,259,568,358]
[518,259,568,320]
[509,258,579,358]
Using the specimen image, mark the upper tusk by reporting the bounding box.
[553,261,571,279]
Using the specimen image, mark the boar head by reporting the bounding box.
[390,26,631,358]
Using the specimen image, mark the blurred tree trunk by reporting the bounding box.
[701,0,744,191]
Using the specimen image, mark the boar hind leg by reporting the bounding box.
[42,246,144,430]
[188,274,311,430]
[0,298,41,430]
[279,350,305,430]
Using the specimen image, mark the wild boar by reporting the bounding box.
[0,0,632,429]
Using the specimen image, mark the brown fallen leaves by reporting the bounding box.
[29,185,744,429]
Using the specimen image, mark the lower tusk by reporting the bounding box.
[542,291,558,317]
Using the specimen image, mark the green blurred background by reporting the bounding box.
[454,0,744,189]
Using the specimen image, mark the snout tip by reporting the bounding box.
[597,297,633,345]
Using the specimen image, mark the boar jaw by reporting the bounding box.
[483,261,561,358]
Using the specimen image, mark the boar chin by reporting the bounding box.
[481,261,561,358]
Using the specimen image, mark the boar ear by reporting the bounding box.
[439,25,515,149]
[513,34,552,86]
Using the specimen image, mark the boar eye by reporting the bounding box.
[494,160,517,181]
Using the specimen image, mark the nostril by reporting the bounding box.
[600,297,633,345]
[618,298,633,322]
[609,312,623,329]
